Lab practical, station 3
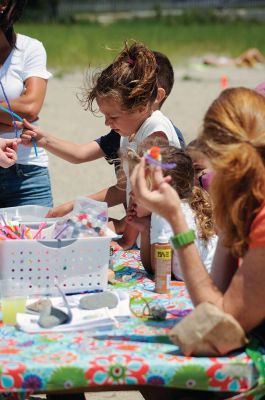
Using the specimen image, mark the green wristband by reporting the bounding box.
[170,229,196,249]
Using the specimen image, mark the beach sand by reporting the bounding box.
[40,64,265,219]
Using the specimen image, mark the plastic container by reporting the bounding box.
[0,205,55,224]
[0,236,111,296]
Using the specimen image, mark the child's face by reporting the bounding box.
[97,97,150,137]
[187,148,212,188]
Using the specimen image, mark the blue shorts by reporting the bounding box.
[0,164,53,208]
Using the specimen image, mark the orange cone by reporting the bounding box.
[220,74,229,90]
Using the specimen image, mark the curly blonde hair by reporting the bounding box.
[197,87,265,256]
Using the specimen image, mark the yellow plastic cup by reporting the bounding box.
[0,280,28,325]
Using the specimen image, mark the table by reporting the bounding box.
[0,250,263,400]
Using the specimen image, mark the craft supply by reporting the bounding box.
[0,81,20,137]
[149,304,167,320]
[144,146,176,169]
[38,281,72,328]
[79,291,119,310]
[38,304,70,329]
[129,295,167,321]
[0,104,22,124]
[0,213,7,226]
[167,308,193,317]
[27,298,52,313]
[129,295,151,318]
[32,222,47,239]
[55,280,73,322]
[0,81,38,156]
[154,241,172,294]
[104,306,120,328]
[0,199,113,295]
[0,230,111,295]
[53,222,71,239]
[52,211,108,240]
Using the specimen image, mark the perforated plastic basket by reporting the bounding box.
[0,236,111,296]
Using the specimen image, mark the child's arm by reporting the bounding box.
[19,119,105,163]
[89,184,126,207]
[46,181,126,218]
[46,165,127,218]
[88,166,126,206]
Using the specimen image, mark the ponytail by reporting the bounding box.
[211,142,265,256]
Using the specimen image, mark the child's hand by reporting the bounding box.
[45,201,74,218]
[17,119,47,148]
[0,138,21,168]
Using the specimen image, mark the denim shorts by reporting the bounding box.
[0,164,53,208]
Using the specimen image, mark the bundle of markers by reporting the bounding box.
[0,219,46,241]
[0,210,108,241]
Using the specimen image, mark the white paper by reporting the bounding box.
[16,290,130,333]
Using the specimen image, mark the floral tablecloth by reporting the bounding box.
[0,250,263,399]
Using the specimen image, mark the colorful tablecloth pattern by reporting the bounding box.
[0,250,263,399]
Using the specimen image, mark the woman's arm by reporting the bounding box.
[210,238,238,292]
[131,159,265,332]
[0,77,48,126]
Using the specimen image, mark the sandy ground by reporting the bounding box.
[40,64,265,219]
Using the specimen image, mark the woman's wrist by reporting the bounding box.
[167,207,189,235]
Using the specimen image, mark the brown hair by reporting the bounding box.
[83,41,158,113]
[197,87,265,256]
[124,141,215,242]
[153,50,174,107]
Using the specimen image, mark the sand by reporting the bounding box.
[40,64,265,218]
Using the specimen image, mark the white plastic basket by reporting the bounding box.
[0,236,111,296]
[0,205,51,223]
